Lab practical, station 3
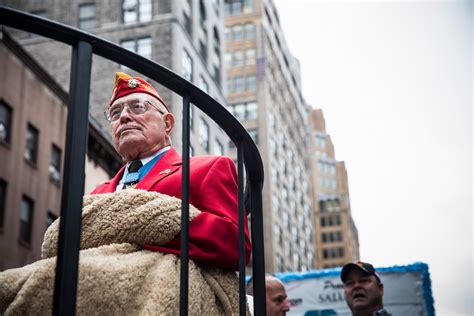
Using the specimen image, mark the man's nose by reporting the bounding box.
[119,106,133,122]
[352,281,363,290]
[282,299,290,312]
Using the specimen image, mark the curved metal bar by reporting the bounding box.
[0,5,266,315]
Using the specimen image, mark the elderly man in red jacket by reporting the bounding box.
[91,72,250,271]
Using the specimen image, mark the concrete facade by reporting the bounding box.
[309,109,360,268]
[224,0,314,272]
[0,31,121,271]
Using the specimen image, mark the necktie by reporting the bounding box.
[123,160,143,189]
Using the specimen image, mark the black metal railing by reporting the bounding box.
[0,6,266,316]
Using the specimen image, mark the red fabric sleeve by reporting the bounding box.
[144,157,251,271]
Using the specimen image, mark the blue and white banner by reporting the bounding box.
[272,262,434,316]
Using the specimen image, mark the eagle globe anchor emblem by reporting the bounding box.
[127,78,140,88]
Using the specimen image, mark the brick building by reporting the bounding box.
[0,30,121,271]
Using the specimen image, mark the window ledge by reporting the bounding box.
[18,239,32,250]
[0,140,11,150]
[24,158,38,170]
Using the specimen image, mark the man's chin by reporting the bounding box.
[117,140,142,160]
[351,298,369,309]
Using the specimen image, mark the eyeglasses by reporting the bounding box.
[104,100,165,122]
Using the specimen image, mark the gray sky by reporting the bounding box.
[273,1,472,315]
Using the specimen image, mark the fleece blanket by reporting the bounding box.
[0,189,247,315]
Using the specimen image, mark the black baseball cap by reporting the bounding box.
[340,261,381,283]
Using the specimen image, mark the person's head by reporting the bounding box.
[246,275,290,316]
[265,275,290,316]
[106,72,174,162]
[341,261,384,316]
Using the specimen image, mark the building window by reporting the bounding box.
[49,144,62,184]
[213,64,221,85]
[123,37,152,58]
[0,179,6,230]
[244,23,256,39]
[231,25,243,41]
[224,52,232,66]
[229,102,257,120]
[199,0,207,28]
[320,216,326,227]
[322,233,327,243]
[245,48,256,65]
[232,103,245,119]
[198,75,209,93]
[183,11,192,36]
[182,49,193,81]
[25,123,39,165]
[323,248,329,259]
[122,0,152,23]
[282,186,288,203]
[78,3,96,30]
[199,40,208,63]
[224,0,253,16]
[233,51,244,67]
[338,247,344,258]
[282,212,289,229]
[213,139,224,155]
[248,129,258,144]
[120,37,152,68]
[226,78,233,93]
[246,102,258,119]
[0,101,12,144]
[20,196,34,245]
[212,0,220,14]
[189,104,196,133]
[273,224,281,246]
[213,27,220,55]
[247,75,256,91]
[224,27,231,41]
[46,212,57,230]
[199,117,209,152]
[234,76,244,93]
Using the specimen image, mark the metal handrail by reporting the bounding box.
[0,6,266,316]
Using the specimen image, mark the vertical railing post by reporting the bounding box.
[237,143,246,315]
[250,179,266,315]
[180,95,191,316]
[53,41,92,316]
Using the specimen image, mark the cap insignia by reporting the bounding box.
[128,78,140,88]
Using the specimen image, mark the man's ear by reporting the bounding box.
[164,113,175,133]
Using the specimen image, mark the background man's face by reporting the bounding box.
[266,277,290,316]
[110,92,173,161]
[343,269,384,314]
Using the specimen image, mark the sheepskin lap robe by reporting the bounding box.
[0,189,249,316]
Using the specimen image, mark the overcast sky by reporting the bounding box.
[273,1,472,315]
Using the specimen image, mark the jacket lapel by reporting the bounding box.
[136,148,182,191]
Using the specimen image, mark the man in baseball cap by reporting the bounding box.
[340,261,391,316]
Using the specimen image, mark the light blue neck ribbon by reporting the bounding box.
[137,151,167,180]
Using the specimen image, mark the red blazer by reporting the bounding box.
[91,148,251,270]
